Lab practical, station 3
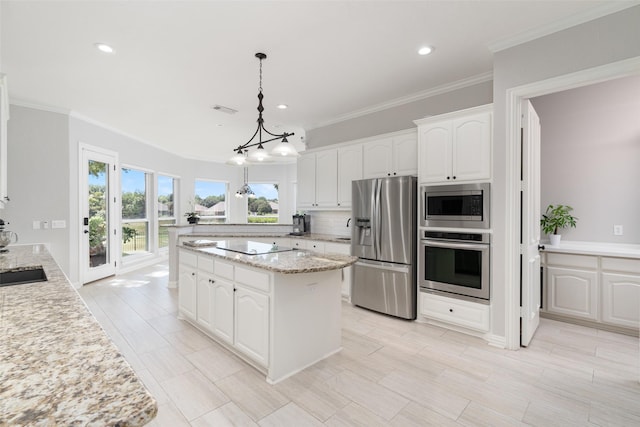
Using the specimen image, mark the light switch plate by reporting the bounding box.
[52,220,66,229]
[32,220,41,230]
[613,225,623,236]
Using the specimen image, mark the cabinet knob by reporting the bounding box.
[191,272,195,276]
[446,176,450,180]
[393,172,397,175]
[449,308,453,313]
[452,176,456,180]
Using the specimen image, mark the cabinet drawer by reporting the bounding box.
[601,257,640,274]
[215,260,234,280]
[324,242,350,255]
[198,255,214,274]
[180,250,198,268]
[420,293,489,331]
[235,266,271,293]
[306,240,325,253]
[546,253,597,269]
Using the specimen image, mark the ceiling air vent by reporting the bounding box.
[211,104,238,114]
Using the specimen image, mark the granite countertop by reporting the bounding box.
[542,240,640,259]
[0,245,157,426]
[184,232,352,244]
[180,240,357,274]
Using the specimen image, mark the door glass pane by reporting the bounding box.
[158,175,176,249]
[247,183,279,223]
[122,168,149,256]
[88,160,109,268]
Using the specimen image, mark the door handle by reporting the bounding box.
[84,230,89,234]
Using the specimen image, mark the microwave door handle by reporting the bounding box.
[424,240,489,251]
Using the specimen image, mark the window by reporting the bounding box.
[158,175,177,249]
[194,180,227,224]
[247,183,279,223]
[121,168,150,256]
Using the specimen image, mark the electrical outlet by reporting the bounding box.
[613,225,623,236]
[42,221,49,229]
[32,220,41,230]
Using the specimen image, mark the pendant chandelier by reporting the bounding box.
[235,167,256,198]
[226,52,299,166]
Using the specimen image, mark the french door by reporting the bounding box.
[80,145,119,284]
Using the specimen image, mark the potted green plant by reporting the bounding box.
[184,211,199,224]
[540,204,577,246]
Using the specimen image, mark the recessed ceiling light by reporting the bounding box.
[418,46,433,56]
[277,104,288,110]
[95,43,115,54]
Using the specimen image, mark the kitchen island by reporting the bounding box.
[0,245,157,426]
[178,239,357,384]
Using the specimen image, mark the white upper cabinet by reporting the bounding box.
[416,105,492,184]
[297,148,338,208]
[363,132,417,179]
[337,145,362,207]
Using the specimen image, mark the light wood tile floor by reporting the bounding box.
[78,263,640,426]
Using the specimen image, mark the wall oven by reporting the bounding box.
[419,231,490,301]
[421,183,490,229]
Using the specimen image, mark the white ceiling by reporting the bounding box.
[1,1,634,162]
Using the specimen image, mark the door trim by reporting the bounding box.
[504,56,640,349]
[78,143,120,285]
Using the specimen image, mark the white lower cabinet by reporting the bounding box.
[178,251,198,321]
[196,272,216,331]
[211,277,235,345]
[234,286,270,366]
[325,241,352,299]
[419,292,489,332]
[544,251,640,332]
[547,266,598,320]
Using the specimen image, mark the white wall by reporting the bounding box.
[7,104,296,285]
[305,80,493,148]
[5,106,70,273]
[532,75,640,244]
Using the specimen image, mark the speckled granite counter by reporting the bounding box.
[542,240,640,259]
[185,232,351,244]
[179,240,356,274]
[0,245,157,426]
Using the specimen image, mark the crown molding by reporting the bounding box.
[305,71,493,131]
[488,2,639,53]
[10,97,71,115]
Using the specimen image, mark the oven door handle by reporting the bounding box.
[423,240,489,250]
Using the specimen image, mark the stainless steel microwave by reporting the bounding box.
[420,183,490,229]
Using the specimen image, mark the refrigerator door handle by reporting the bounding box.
[374,179,382,258]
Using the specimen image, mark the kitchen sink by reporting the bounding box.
[0,267,48,287]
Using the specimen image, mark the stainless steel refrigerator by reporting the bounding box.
[351,176,416,320]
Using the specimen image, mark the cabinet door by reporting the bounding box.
[234,286,270,366]
[419,123,451,183]
[315,149,338,207]
[337,145,362,207]
[547,267,598,320]
[178,264,197,321]
[212,277,235,344]
[392,133,418,177]
[325,242,351,299]
[363,138,393,178]
[601,272,640,328]
[452,112,491,182]
[296,154,317,208]
[196,272,215,331]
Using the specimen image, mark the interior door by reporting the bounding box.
[520,100,542,346]
[81,146,118,284]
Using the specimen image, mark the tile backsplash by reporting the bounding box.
[304,211,352,237]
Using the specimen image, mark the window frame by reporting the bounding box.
[193,178,229,224]
[157,173,179,251]
[245,181,280,224]
[121,164,153,260]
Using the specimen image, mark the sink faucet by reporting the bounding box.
[346,218,351,227]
